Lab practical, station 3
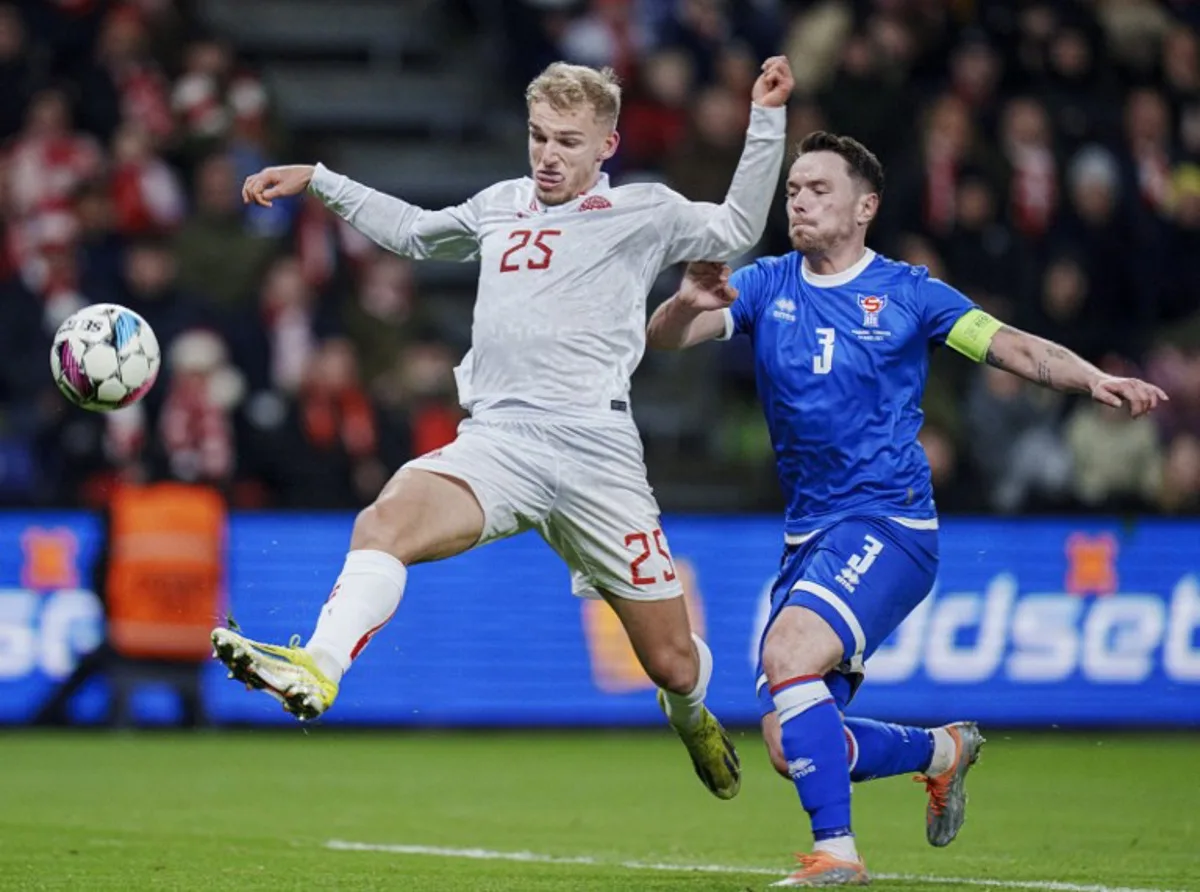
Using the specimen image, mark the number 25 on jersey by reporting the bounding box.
[500,229,561,273]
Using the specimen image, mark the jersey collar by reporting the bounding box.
[801,248,876,288]
[528,173,611,215]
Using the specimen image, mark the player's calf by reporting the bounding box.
[605,593,741,799]
[763,607,861,865]
[762,711,791,778]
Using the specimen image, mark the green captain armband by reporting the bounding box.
[945,309,1003,363]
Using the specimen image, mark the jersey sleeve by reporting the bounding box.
[717,260,773,340]
[917,274,979,346]
[309,163,484,261]
[657,105,786,267]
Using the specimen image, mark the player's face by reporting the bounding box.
[527,100,619,206]
[785,152,877,255]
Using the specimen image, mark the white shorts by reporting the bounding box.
[405,415,683,602]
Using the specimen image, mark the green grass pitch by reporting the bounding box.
[1,729,1197,891]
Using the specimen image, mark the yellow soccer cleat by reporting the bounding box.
[211,627,338,721]
[657,690,741,800]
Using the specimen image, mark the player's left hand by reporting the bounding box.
[752,55,794,109]
[1090,376,1169,418]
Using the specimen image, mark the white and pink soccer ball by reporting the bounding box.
[50,303,161,411]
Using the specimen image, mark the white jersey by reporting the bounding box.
[310,104,786,423]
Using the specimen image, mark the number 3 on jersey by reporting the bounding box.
[500,228,561,272]
[813,327,836,375]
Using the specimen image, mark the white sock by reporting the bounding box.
[660,634,712,732]
[814,834,859,862]
[927,727,957,776]
[304,549,407,683]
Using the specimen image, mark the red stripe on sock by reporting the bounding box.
[349,610,396,661]
[769,674,824,695]
[844,727,857,767]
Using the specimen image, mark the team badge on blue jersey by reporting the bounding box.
[857,294,888,328]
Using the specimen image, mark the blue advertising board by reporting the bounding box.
[0,512,1197,727]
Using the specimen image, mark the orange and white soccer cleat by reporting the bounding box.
[770,851,870,887]
[914,720,986,847]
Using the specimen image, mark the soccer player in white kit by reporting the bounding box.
[211,58,794,800]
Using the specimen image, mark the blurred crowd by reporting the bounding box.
[1,0,1198,516]
[508,0,1200,515]
[0,0,462,509]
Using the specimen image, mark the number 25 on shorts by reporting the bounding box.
[500,229,561,272]
[625,529,676,586]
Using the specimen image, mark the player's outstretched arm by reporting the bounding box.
[647,262,737,350]
[982,324,1168,418]
[243,163,481,262]
[659,58,792,266]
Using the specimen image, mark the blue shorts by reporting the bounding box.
[755,517,938,716]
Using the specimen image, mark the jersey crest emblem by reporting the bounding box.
[857,294,888,328]
[578,195,612,211]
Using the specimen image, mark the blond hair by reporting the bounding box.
[525,62,621,127]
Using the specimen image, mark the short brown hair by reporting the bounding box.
[526,62,622,127]
[797,131,885,195]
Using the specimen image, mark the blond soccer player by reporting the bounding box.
[211,58,794,800]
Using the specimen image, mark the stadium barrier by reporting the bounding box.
[1,512,1197,727]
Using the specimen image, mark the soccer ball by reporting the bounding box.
[50,303,161,411]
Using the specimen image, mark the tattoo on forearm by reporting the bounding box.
[1044,345,1069,360]
[1037,360,1052,386]
[985,344,1005,369]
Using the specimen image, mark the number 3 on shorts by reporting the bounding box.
[625,529,676,586]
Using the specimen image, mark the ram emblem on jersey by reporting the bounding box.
[857,294,888,328]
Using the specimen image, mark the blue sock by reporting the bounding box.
[844,717,934,782]
[772,675,853,841]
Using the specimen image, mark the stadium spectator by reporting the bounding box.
[964,364,1072,513]
[2,0,1200,516]
[1065,360,1165,510]
[172,151,278,309]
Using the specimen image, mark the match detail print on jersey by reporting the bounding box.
[945,309,1003,363]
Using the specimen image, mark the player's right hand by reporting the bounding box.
[242,164,316,207]
[678,261,738,311]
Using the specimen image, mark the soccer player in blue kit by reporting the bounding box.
[647,132,1167,886]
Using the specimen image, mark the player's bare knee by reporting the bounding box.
[350,501,401,555]
[761,607,844,685]
[350,484,424,561]
[642,639,699,694]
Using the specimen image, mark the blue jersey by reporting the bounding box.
[722,249,976,537]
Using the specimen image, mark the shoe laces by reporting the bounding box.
[288,634,301,649]
[915,773,949,815]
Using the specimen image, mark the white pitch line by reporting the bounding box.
[324,839,1187,892]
